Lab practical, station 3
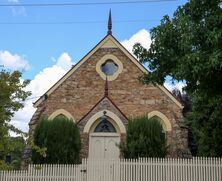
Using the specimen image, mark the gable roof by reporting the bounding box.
[34,34,183,109]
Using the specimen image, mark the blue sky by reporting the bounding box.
[1,0,187,79]
[0,0,188,132]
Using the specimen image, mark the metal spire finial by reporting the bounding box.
[107,9,112,35]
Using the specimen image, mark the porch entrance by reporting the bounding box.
[88,111,120,159]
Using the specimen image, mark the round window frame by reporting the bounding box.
[100,59,118,76]
[96,54,123,81]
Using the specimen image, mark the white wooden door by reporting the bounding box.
[89,133,120,159]
[88,133,120,181]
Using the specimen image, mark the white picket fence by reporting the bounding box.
[1,158,222,181]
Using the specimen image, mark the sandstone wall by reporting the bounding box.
[28,47,190,160]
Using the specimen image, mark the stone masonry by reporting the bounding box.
[23,38,191,169]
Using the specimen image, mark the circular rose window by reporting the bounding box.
[96,54,123,81]
[101,59,118,76]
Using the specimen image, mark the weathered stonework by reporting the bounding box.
[80,133,89,159]
[22,35,191,169]
[78,96,128,158]
[78,97,128,132]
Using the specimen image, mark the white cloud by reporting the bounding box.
[11,52,75,132]
[164,81,186,93]
[55,52,73,71]
[10,101,36,134]
[121,29,151,55]
[28,52,74,97]
[27,66,67,98]
[7,0,26,16]
[0,50,29,71]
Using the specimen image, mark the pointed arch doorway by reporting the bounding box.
[84,110,126,159]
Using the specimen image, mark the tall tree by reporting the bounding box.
[9,136,26,169]
[172,89,197,155]
[172,89,192,116]
[133,0,222,156]
[0,70,31,169]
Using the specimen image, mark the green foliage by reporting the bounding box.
[121,116,167,158]
[9,137,26,169]
[133,0,222,156]
[0,70,31,169]
[32,117,81,164]
[0,160,12,170]
[133,0,222,95]
[172,89,197,155]
[186,93,222,156]
[172,89,192,116]
[0,70,31,121]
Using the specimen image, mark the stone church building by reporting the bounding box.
[27,12,190,162]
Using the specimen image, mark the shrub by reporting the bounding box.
[32,117,81,164]
[121,116,167,158]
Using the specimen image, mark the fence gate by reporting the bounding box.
[86,159,120,181]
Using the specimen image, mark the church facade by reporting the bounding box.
[28,13,190,161]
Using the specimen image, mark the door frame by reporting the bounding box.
[83,110,126,159]
[89,132,120,159]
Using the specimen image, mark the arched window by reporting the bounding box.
[54,114,67,119]
[151,116,167,138]
[94,116,116,133]
[48,109,75,122]
[83,110,126,133]
[148,111,172,132]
